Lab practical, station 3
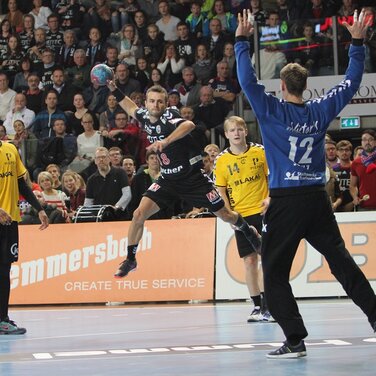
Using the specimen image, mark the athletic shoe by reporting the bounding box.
[267,340,307,359]
[247,307,261,322]
[260,310,276,322]
[114,259,137,278]
[373,321,376,333]
[249,225,262,254]
[0,319,26,335]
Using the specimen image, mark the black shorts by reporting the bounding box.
[0,222,19,263]
[144,171,225,213]
[235,213,262,258]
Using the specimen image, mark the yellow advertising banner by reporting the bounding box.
[10,218,216,304]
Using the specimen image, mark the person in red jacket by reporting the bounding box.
[104,110,140,157]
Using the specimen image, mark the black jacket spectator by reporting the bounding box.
[86,166,130,207]
[43,82,80,112]
[142,29,165,68]
[56,44,76,68]
[194,97,230,130]
[83,84,110,115]
[202,31,231,62]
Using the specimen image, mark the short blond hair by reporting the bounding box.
[38,171,53,186]
[82,112,94,123]
[224,116,247,132]
[204,143,220,153]
[146,85,168,103]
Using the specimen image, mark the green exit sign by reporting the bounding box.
[340,116,360,129]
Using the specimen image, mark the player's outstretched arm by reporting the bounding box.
[118,96,139,119]
[147,120,196,153]
[235,10,277,119]
[317,8,370,123]
[107,80,138,119]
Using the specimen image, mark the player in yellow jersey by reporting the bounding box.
[214,116,274,323]
[0,140,48,334]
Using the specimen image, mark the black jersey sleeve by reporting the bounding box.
[134,108,147,124]
[163,108,186,129]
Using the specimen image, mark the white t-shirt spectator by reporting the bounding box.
[3,108,36,136]
[0,88,16,122]
[30,6,52,30]
[76,131,103,160]
[156,16,180,41]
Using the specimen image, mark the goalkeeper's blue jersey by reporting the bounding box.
[235,40,364,191]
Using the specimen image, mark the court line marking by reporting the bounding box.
[29,337,376,361]
[9,301,356,314]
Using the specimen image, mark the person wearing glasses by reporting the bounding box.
[68,112,103,177]
[84,146,131,219]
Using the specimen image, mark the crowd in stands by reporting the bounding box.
[0,0,375,224]
[324,130,376,213]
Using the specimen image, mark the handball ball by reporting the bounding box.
[90,64,114,86]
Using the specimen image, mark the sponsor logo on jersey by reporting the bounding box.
[0,171,13,178]
[10,243,18,257]
[148,135,165,143]
[284,171,322,181]
[287,121,319,135]
[206,189,220,203]
[160,165,183,174]
[148,183,161,192]
[144,124,153,134]
[234,174,261,186]
[156,125,161,134]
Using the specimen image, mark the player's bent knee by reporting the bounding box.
[243,253,258,267]
[132,208,148,224]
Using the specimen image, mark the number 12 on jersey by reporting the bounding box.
[288,136,314,165]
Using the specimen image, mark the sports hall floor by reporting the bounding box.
[1,299,375,376]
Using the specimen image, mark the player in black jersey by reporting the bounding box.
[109,84,261,278]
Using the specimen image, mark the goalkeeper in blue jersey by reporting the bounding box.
[235,9,376,358]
